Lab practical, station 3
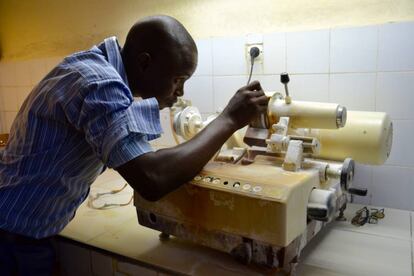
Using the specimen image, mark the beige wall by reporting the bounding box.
[1,0,414,61]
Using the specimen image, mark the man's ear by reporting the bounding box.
[136,52,151,72]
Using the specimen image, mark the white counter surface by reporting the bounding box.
[60,169,414,275]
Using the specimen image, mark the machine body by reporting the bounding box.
[134,74,393,273]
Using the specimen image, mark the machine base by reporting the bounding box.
[136,209,327,275]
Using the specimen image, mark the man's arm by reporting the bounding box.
[116,81,268,201]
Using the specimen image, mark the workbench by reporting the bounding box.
[58,169,414,276]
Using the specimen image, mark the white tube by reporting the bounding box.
[268,93,346,129]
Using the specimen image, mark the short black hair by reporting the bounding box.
[123,15,197,64]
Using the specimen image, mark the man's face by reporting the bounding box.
[140,50,197,109]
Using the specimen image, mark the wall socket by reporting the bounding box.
[246,44,264,64]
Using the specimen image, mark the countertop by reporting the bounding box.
[60,169,414,276]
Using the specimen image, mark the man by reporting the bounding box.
[0,15,268,275]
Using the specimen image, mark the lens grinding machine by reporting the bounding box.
[134,73,393,273]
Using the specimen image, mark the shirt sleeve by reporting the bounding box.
[64,79,163,168]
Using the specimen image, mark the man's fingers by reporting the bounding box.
[247,90,265,98]
[250,95,269,106]
[246,80,262,91]
[255,95,270,105]
[257,105,268,113]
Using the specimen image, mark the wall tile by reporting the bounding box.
[4,111,17,133]
[213,76,247,111]
[184,76,214,113]
[352,164,373,205]
[0,87,19,111]
[194,39,213,76]
[288,74,329,102]
[249,57,264,76]
[0,62,17,86]
[330,26,378,73]
[0,87,5,111]
[378,22,414,71]
[254,74,284,93]
[3,59,49,87]
[29,59,48,85]
[15,86,32,109]
[376,72,414,120]
[385,120,414,167]
[412,241,414,263]
[371,165,413,210]
[0,112,6,133]
[212,36,246,75]
[157,110,176,147]
[44,57,63,73]
[329,73,376,111]
[91,251,113,276]
[246,34,265,76]
[14,61,33,86]
[263,32,286,74]
[286,30,330,74]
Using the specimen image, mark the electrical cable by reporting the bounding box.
[88,183,133,209]
[246,46,260,85]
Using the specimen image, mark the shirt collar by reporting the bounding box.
[102,36,129,86]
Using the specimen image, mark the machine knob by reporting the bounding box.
[348,188,368,196]
[280,72,290,84]
[336,105,347,128]
[280,73,291,101]
[307,188,337,222]
[340,158,355,191]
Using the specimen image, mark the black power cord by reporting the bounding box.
[246,46,260,85]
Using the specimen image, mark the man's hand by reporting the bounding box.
[220,81,269,130]
[117,80,269,201]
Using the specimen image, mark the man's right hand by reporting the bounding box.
[117,80,269,202]
[220,80,269,130]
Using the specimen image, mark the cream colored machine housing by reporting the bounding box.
[134,76,393,272]
[264,92,392,165]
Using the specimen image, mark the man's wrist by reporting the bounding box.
[216,113,239,133]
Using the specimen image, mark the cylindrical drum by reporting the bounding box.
[308,111,393,165]
[268,93,346,129]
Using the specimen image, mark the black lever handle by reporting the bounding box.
[280,72,290,84]
[348,188,368,197]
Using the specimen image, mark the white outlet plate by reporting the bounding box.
[246,43,264,64]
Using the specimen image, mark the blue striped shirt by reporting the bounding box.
[0,37,163,238]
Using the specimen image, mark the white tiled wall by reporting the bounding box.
[1,22,413,210]
[287,29,330,74]
[330,25,378,73]
[0,57,62,133]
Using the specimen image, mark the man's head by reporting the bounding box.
[121,15,198,109]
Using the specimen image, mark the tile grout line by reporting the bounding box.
[410,213,413,275]
[374,25,379,113]
[328,27,331,102]
[1,70,414,88]
[209,39,216,112]
[172,69,414,78]
[284,32,287,73]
